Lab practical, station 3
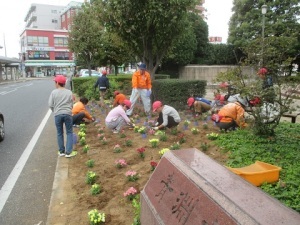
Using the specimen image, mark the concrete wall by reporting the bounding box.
[179,65,256,84]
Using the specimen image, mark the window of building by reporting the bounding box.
[54,37,68,47]
[67,11,70,18]
[62,14,65,22]
[27,36,49,47]
[52,19,58,23]
[55,52,69,60]
[28,51,50,60]
[51,10,57,14]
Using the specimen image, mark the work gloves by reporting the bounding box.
[146,89,152,97]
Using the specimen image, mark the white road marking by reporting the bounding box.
[0,109,52,213]
[0,83,33,95]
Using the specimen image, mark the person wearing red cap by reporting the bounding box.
[105,99,135,133]
[126,63,152,116]
[187,97,212,116]
[257,67,274,102]
[257,67,273,89]
[94,70,110,106]
[152,101,181,130]
[48,75,75,158]
[113,91,127,107]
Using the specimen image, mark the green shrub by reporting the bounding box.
[152,79,207,110]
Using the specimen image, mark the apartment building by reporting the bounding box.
[24,4,65,30]
[20,2,82,77]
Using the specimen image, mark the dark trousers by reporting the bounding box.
[216,120,238,131]
[72,112,85,125]
[157,113,179,128]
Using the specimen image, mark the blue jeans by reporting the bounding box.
[55,114,73,154]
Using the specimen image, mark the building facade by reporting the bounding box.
[24,4,65,30]
[20,1,82,77]
[60,2,82,30]
[20,28,74,77]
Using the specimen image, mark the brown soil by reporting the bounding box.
[48,102,228,225]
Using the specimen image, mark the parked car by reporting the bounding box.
[78,69,88,76]
[81,70,101,77]
[0,112,4,142]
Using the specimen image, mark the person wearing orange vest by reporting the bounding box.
[126,63,152,116]
[215,96,248,131]
[72,97,94,127]
[113,91,127,107]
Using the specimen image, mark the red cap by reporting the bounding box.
[53,75,66,84]
[258,67,268,75]
[219,82,229,88]
[114,91,120,96]
[123,99,131,109]
[152,101,162,112]
[187,97,195,107]
[102,70,107,75]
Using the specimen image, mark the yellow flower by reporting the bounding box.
[159,148,170,156]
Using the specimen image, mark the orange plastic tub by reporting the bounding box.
[227,161,281,186]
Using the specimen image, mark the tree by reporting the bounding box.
[216,36,299,136]
[98,32,136,75]
[68,3,105,74]
[102,0,198,78]
[228,0,300,54]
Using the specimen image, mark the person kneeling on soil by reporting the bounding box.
[213,96,248,131]
[105,99,135,134]
[152,101,181,130]
[113,91,127,107]
[72,97,95,127]
[187,97,212,116]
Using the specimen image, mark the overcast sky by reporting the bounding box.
[0,0,233,58]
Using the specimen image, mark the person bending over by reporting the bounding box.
[187,97,212,116]
[152,101,181,130]
[215,96,248,131]
[72,97,95,127]
[105,100,135,134]
[113,91,127,107]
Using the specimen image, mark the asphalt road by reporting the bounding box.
[0,79,58,225]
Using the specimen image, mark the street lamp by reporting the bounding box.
[261,4,267,66]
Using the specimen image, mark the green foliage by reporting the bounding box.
[163,13,198,66]
[86,171,97,185]
[228,0,300,55]
[68,3,105,69]
[132,195,141,225]
[215,35,299,136]
[196,44,237,65]
[215,123,300,212]
[90,183,101,195]
[200,142,209,151]
[72,76,130,101]
[103,0,198,77]
[86,159,95,168]
[152,79,207,110]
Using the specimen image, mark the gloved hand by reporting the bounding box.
[146,89,152,97]
[152,126,159,130]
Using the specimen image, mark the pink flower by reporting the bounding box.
[148,129,155,135]
[125,170,137,177]
[123,187,137,197]
[115,159,127,168]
